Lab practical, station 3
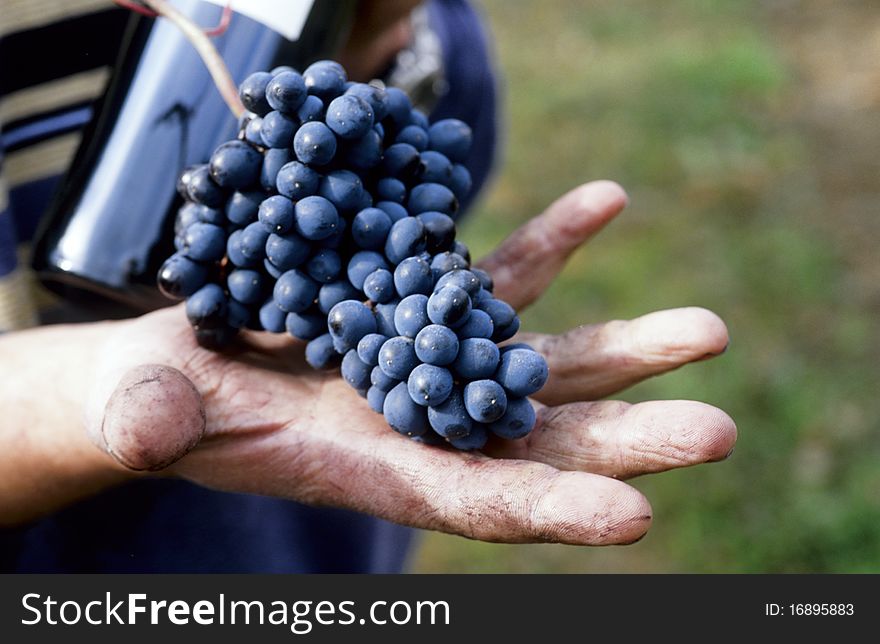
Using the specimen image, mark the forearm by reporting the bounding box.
[0,322,132,527]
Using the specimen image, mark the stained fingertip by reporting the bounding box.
[684,307,730,356]
[102,364,206,471]
[579,179,629,212]
[628,400,737,468]
[551,181,629,238]
[532,472,652,546]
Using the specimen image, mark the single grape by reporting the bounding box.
[174,202,202,235]
[259,195,296,234]
[186,165,225,208]
[297,94,324,122]
[378,336,418,380]
[285,311,326,341]
[384,217,427,265]
[341,349,372,391]
[357,333,388,366]
[319,169,365,212]
[363,268,395,303]
[463,379,507,423]
[294,121,337,166]
[427,388,473,439]
[157,253,208,299]
[407,363,453,407]
[427,285,471,327]
[260,148,292,191]
[352,207,392,250]
[243,115,265,146]
[265,231,310,271]
[305,333,341,369]
[347,250,389,290]
[302,60,347,101]
[375,200,409,223]
[478,297,517,332]
[382,142,422,180]
[239,71,272,116]
[383,382,430,437]
[394,294,430,338]
[260,110,298,149]
[176,165,200,199]
[487,397,536,440]
[306,248,342,283]
[383,87,412,127]
[239,222,270,263]
[470,267,493,292]
[455,308,494,340]
[186,283,228,330]
[276,161,319,200]
[294,195,339,240]
[414,324,460,366]
[209,140,262,189]
[318,280,361,315]
[370,365,399,392]
[259,298,287,333]
[410,109,430,129]
[417,211,456,253]
[428,118,473,163]
[273,269,319,313]
[393,256,433,297]
[227,269,264,305]
[326,94,374,140]
[367,386,387,413]
[493,315,520,342]
[374,300,400,337]
[225,190,262,226]
[344,128,383,170]
[452,241,472,264]
[345,82,389,121]
[376,177,406,204]
[395,124,428,151]
[266,70,307,114]
[495,348,549,397]
[434,269,480,297]
[327,300,377,352]
[449,424,489,450]
[453,337,500,379]
[419,150,453,186]
[408,182,458,216]
[430,252,469,279]
[182,222,226,262]
[449,163,473,201]
[226,230,257,268]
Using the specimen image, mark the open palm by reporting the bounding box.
[89,180,735,545]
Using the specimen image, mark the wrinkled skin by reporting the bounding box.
[88,181,736,545]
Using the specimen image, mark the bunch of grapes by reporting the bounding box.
[157,60,548,449]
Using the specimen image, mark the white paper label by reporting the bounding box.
[203,0,316,41]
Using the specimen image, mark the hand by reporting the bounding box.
[89,180,735,545]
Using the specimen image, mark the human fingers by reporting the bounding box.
[477,180,628,310]
[522,307,729,406]
[486,399,737,480]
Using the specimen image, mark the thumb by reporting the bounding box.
[99,364,206,472]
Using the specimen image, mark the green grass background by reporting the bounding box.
[412,0,880,572]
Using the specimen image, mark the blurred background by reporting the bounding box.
[412,0,880,572]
